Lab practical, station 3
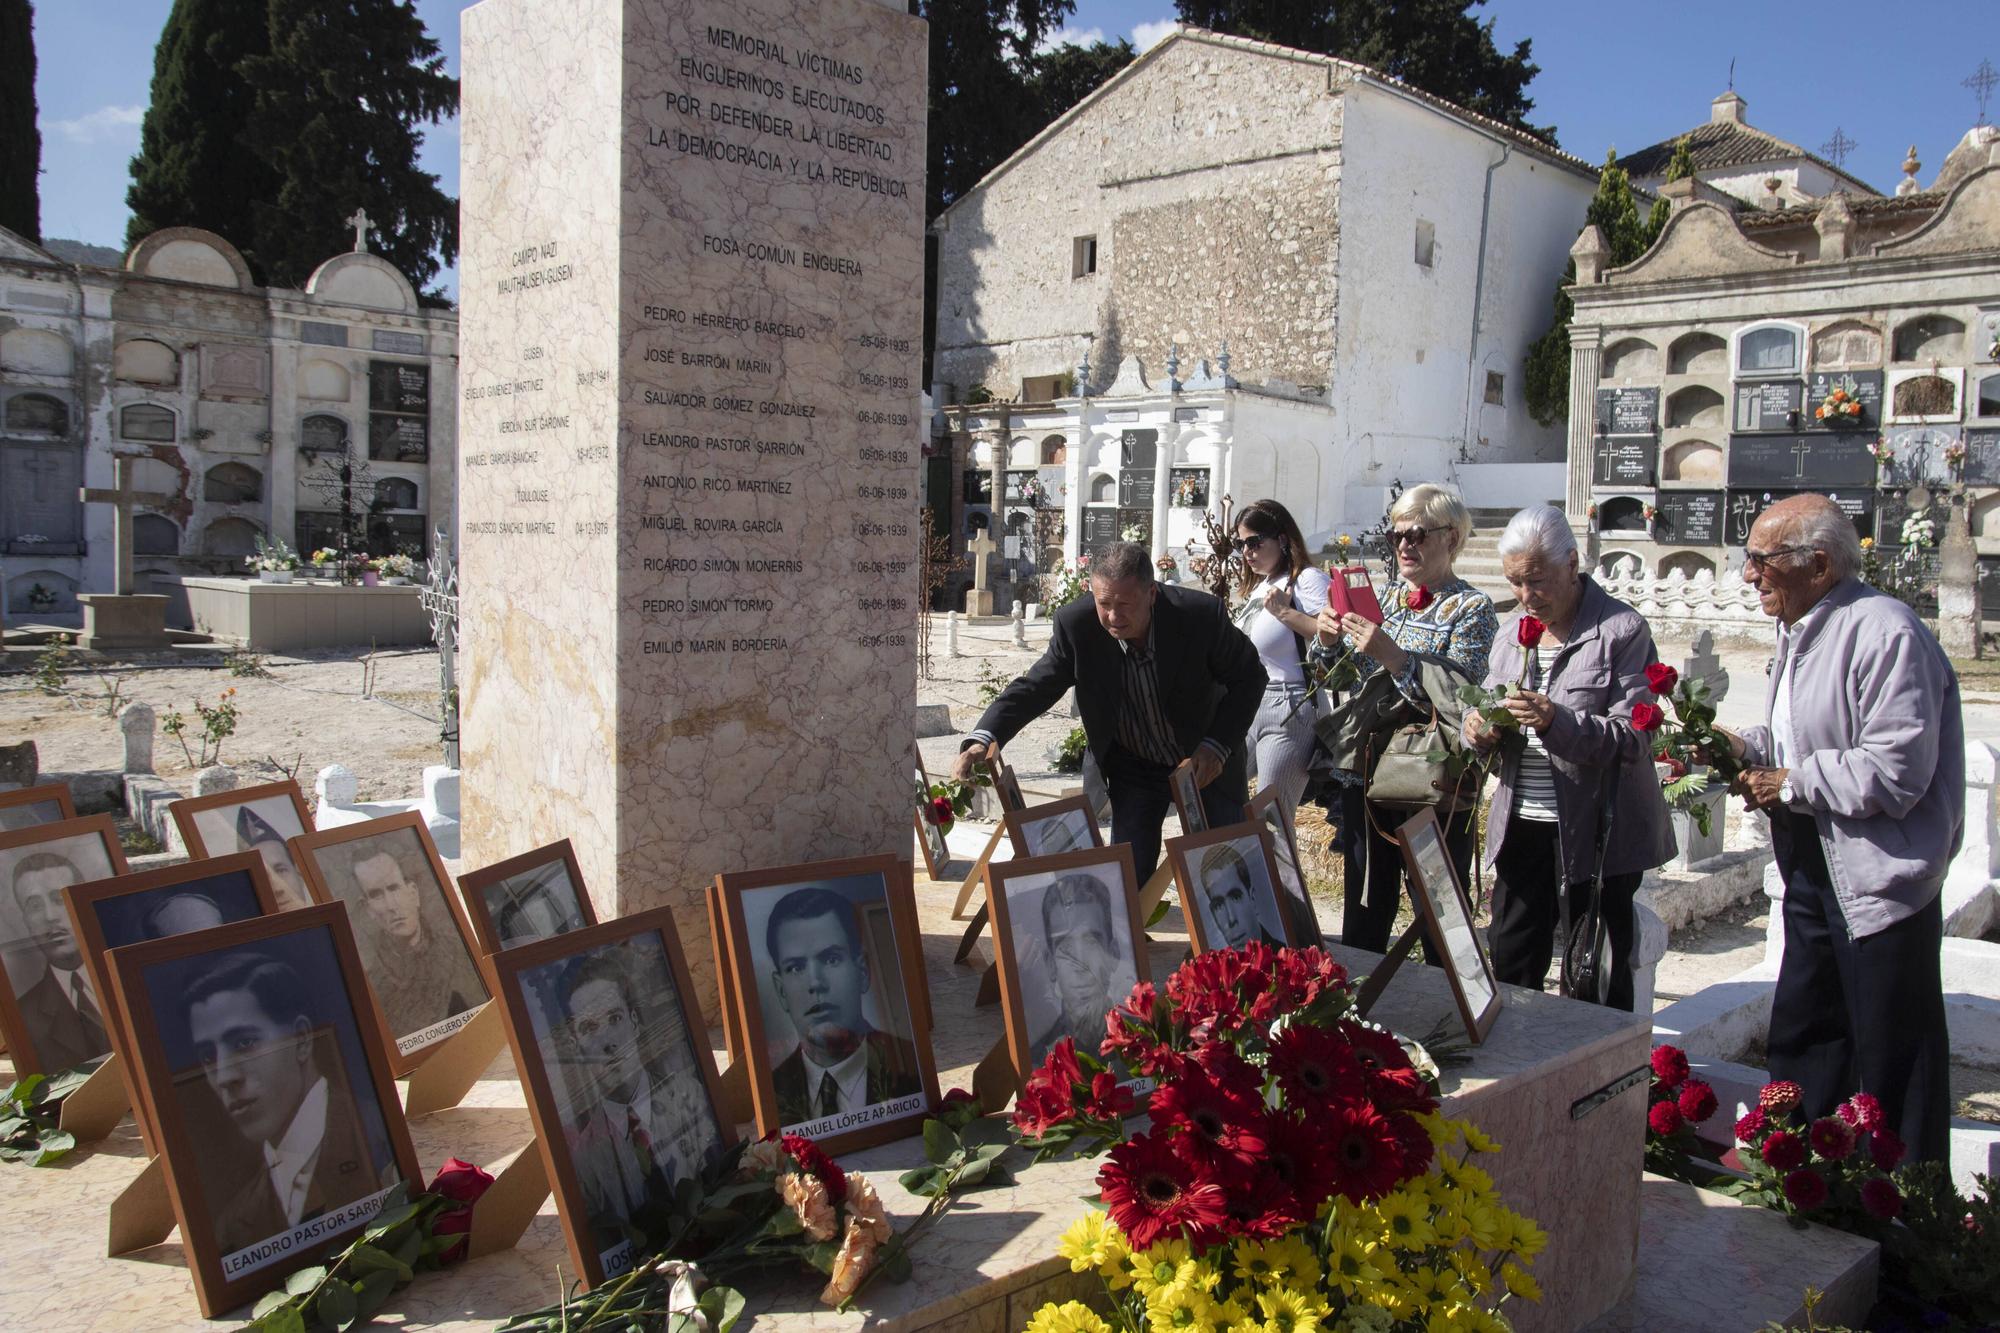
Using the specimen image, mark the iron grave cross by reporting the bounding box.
[79,456,175,596]
[346,207,373,254]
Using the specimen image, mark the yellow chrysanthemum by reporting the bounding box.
[1325,1236,1384,1298]
[1413,1111,1457,1148]
[1358,1273,1425,1321]
[1462,1200,1507,1251]
[1024,1300,1114,1333]
[1255,1282,1332,1333]
[1451,1250,1494,1296]
[1232,1234,1321,1289]
[1501,1260,1542,1302]
[1128,1238,1195,1296]
[1058,1211,1129,1279]
[1143,1280,1222,1332]
[1375,1189,1438,1251]
[1458,1121,1500,1154]
[1450,1162,1497,1200]
[1504,1211,1548,1259]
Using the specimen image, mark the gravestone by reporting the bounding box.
[118,702,155,775]
[459,0,926,1008]
[1939,498,1983,659]
[1803,369,1882,431]
[1653,490,1723,546]
[966,529,999,616]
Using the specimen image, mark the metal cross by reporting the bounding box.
[345,207,373,254]
[1820,127,1857,169]
[1968,59,1998,126]
[304,451,376,577]
[421,527,460,768]
[78,455,175,596]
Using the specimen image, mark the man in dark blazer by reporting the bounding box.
[956,542,1267,878]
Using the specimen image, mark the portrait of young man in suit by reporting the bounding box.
[183,952,395,1257]
[1196,841,1287,952]
[9,851,112,1072]
[764,886,920,1126]
[954,541,1267,878]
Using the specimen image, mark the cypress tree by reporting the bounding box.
[124,0,276,259]
[0,0,40,243]
[238,0,458,299]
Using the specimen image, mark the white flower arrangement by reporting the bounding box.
[1900,513,1936,549]
[378,553,418,579]
[246,536,300,572]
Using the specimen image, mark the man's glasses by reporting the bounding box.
[1743,545,1812,573]
[1230,533,1271,553]
[1389,525,1450,547]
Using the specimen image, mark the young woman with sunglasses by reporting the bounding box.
[1231,499,1329,819]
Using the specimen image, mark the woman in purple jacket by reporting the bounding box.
[1463,506,1675,1011]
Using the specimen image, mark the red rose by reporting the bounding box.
[1517,615,1546,649]
[1761,1130,1807,1171]
[930,795,955,826]
[1783,1168,1829,1211]
[1861,1176,1904,1221]
[1648,1101,1685,1136]
[1809,1116,1856,1161]
[1649,1045,1690,1088]
[1869,1128,1906,1172]
[1645,663,1679,695]
[1630,702,1665,732]
[1677,1080,1718,1124]
[1734,1108,1768,1142]
[426,1157,496,1264]
[1760,1081,1803,1115]
[1406,584,1433,611]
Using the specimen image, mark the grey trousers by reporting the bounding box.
[1249,680,1316,817]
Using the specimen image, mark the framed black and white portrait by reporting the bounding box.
[172,779,318,912]
[0,815,129,1075]
[0,781,77,832]
[1164,822,1298,955]
[456,839,596,955]
[1396,808,1499,1042]
[1247,788,1322,945]
[1003,795,1102,859]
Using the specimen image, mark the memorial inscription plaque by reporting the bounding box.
[1653,490,1723,546]
[1804,370,1883,431]
[459,0,927,1010]
[1593,438,1655,487]
[1726,434,1877,487]
[1726,488,1876,546]
[1594,387,1658,438]
[1732,381,1805,433]
[1081,507,1119,549]
[1965,428,2000,486]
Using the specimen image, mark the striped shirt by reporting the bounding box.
[1512,644,1560,822]
[1114,625,1187,767]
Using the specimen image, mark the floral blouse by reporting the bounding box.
[1311,574,1499,699]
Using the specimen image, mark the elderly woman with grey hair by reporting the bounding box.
[1462,504,1674,1011]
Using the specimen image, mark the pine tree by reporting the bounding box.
[918,0,1077,218]
[0,0,41,243]
[1023,39,1136,126]
[124,0,277,258]
[238,0,458,298]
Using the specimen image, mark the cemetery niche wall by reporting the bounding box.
[458,0,928,1010]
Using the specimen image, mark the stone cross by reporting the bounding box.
[967,529,998,592]
[346,208,373,253]
[1683,629,1729,706]
[421,527,461,767]
[79,456,175,596]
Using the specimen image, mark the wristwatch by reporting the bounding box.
[1778,777,1797,807]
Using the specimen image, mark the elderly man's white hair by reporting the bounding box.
[1496,505,1577,563]
[1768,494,1863,580]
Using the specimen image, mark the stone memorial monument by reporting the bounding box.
[458,0,927,1007]
[76,455,175,650]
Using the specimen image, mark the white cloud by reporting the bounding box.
[1035,24,1106,54]
[48,104,144,143]
[1131,19,1179,51]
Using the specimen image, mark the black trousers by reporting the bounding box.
[1488,818,1639,1012]
[1768,811,1950,1164]
[1102,744,1245,881]
[1338,786,1473,965]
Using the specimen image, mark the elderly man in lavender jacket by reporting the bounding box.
[1724,494,1963,1163]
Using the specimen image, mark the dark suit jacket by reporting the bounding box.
[211,1068,389,1256]
[772,1029,921,1126]
[18,968,110,1073]
[973,585,1267,787]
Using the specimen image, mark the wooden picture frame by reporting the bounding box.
[64,852,281,1148]
[1168,759,1207,834]
[1163,821,1299,955]
[0,781,78,831]
[487,907,736,1291]
[912,761,952,879]
[1394,808,1500,1043]
[104,905,422,1317]
[290,813,491,1075]
[455,839,597,957]
[1246,790,1323,945]
[984,845,1149,1094]
[715,854,939,1153]
[0,815,130,1076]
[705,879,747,1066]
[992,759,1027,815]
[1002,796,1103,859]
[171,779,319,912]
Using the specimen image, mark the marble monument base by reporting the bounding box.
[75,593,171,651]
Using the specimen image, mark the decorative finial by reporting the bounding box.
[1898,144,1922,196]
[1075,348,1091,396]
[1217,340,1231,375]
[345,207,373,254]
[1166,342,1180,383]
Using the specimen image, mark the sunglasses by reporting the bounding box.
[1230,533,1274,553]
[1743,544,1813,573]
[1389,525,1450,547]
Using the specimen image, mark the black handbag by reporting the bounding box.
[1559,770,1620,1004]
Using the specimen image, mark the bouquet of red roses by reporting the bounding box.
[1633,662,1742,837]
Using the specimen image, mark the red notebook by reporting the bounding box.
[1327,563,1386,625]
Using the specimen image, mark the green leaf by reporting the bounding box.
[252,1290,293,1319]
[363,1202,421,1238]
[960,1117,1011,1149]
[973,1142,1008,1162]
[351,1269,397,1315]
[1145,897,1172,928]
[956,1157,994,1187]
[345,1242,413,1283]
[922,1118,958,1165]
[884,1241,914,1283]
[315,1279,358,1330]
[285,1266,328,1298]
[765,1205,805,1237]
[256,1306,308,1333]
[985,1161,1015,1187]
[389,1228,423,1269]
[898,1165,947,1196]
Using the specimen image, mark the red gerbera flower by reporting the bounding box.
[1650,1045,1689,1089]
[1809,1116,1856,1161]
[1339,1022,1435,1113]
[1782,1168,1829,1211]
[1644,663,1679,695]
[1648,1101,1685,1136]
[1151,1068,1267,1168]
[1387,1106,1435,1180]
[779,1133,848,1203]
[1268,1022,1362,1108]
[1099,1130,1229,1251]
[1221,1167,1306,1240]
[1517,615,1546,649]
[1258,1109,1338,1212]
[1677,1080,1718,1124]
[1321,1097,1409,1204]
[1761,1130,1807,1172]
[1860,1176,1903,1221]
[1869,1128,1906,1172]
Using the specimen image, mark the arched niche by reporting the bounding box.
[7,569,76,613]
[201,517,263,557]
[0,327,73,377]
[1978,372,2000,420]
[1665,384,1724,430]
[1040,434,1068,466]
[1662,440,1723,482]
[1891,374,1958,420]
[4,392,68,435]
[204,462,263,504]
[305,253,417,313]
[965,508,990,535]
[1893,314,1964,363]
[1667,332,1726,375]
[128,228,252,288]
[133,513,180,556]
[373,476,419,510]
[1004,508,1032,534]
[1007,437,1036,469]
[1088,473,1117,504]
[1810,319,1882,370]
[1602,337,1659,381]
[1972,493,2000,541]
[300,413,349,456]
[120,403,176,442]
[130,456,179,496]
[1734,322,1804,378]
[113,338,178,385]
[300,359,352,401]
[1660,551,1717,578]
[1598,496,1650,533]
[1595,548,1647,577]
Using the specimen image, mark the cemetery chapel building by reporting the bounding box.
[0,224,457,617]
[927,27,1601,600]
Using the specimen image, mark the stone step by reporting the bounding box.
[1584,1173,1878,1332]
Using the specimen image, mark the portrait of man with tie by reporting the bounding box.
[1017,870,1137,1069]
[1,842,116,1073]
[756,883,923,1130]
[179,950,400,1258]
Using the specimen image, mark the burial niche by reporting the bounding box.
[372,477,419,511]
[1893,315,1963,363]
[1737,323,1802,378]
[301,359,352,401]
[1602,338,1660,381]
[1040,434,1068,465]
[1667,332,1726,376]
[1660,552,1717,579]
[203,462,262,504]
[133,513,180,556]
[0,327,73,377]
[4,392,68,436]
[1598,497,1650,533]
[1892,375,1958,419]
[201,517,262,557]
[113,338,178,385]
[1662,440,1723,482]
[1810,320,1882,370]
[1089,474,1116,503]
[1665,385,1725,430]
[120,404,176,442]
[1976,373,2000,419]
[300,413,349,457]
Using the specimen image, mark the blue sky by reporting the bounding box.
[29,0,1994,291]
